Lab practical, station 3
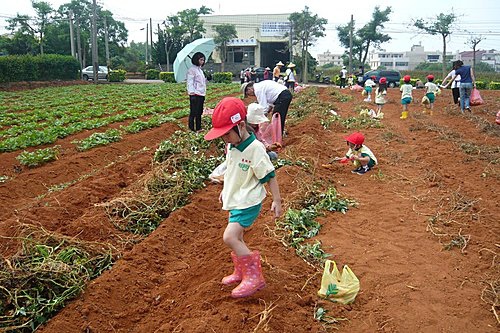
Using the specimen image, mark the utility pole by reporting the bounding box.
[145,23,149,65]
[150,18,153,64]
[289,21,293,64]
[69,10,76,58]
[104,16,110,71]
[76,16,83,71]
[349,14,353,75]
[91,0,98,83]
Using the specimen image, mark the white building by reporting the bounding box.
[368,44,452,70]
[201,14,292,74]
[480,49,500,72]
[316,50,343,67]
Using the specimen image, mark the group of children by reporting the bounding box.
[203,83,379,299]
[360,74,441,120]
[202,67,452,300]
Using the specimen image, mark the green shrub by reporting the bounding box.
[212,72,232,83]
[146,69,160,80]
[489,81,500,90]
[475,80,488,89]
[16,146,61,167]
[0,54,79,82]
[159,72,175,82]
[108,69,126,82]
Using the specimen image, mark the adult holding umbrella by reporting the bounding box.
[241,80,293,136]
[173,38,216,132]
[186,52,207,132]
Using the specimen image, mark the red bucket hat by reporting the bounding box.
[403,75,411,83]
[204,97,247,140]
[426,74,434,80]
[344,132,365,145]
[379,77,387,84]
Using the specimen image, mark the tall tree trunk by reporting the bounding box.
[442,34,447,79]
[303,44,308,83]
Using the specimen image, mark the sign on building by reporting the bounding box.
[261,22,290,37]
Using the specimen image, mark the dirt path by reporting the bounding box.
[1,85,498,332]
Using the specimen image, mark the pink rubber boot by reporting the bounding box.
[221,252,242,286]
[231,251,266,298]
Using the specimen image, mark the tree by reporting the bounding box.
[288,6,327,83]
[7,1,54,55]
[161,15,187,71]
[213,24,237,72]
[467,35,483,72]
[177,6,213,44]
[337,6,392,68]
[413,13,458,78]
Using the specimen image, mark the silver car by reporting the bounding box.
[82,66,109,80]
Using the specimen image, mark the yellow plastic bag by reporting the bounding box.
[318,260,360,304]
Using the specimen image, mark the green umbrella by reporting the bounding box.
[173,38,216,83]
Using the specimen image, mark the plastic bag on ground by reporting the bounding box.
[318,260,360,304]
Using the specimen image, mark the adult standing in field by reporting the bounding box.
[440,60,461,106]
[444,60,476,113]
[186,52,207,132]
[284,63,296,93]
[241,80,293,136]
[273,61,284,82]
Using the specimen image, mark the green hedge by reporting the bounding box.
[212,72,232,83]
[109,69,126,82]
[160,72,175,83]
[489,81,500,90]
[146,69,160,80]
[0,54,80,83]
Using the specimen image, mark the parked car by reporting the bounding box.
[82,66,109,80]
[361,69,401,88]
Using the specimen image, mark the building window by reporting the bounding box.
[381,62,393,67]
[228,47,254,64]
[395,62,408,66]
[427,55,440,62]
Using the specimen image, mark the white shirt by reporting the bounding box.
[340,69,347,78]
[186,65,207,96]
[253,80,288,109]
[222,135,275,210]
[446,69,461,89]
[285,68,295,82]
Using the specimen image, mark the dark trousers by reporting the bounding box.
[273,89,293,134]
[452,87,460,104]
[189,95,205,131]
[340,78,346,88]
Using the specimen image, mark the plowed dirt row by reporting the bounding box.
[1,85,498,332]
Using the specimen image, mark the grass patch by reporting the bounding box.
[102,130,224,235]
[0,225,115,332]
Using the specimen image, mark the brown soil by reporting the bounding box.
[1,84,499,332]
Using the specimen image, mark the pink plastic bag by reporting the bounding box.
[259,113,282,146]
[470,88,484,106]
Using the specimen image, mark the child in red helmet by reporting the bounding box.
[204,97,282,298]
[375,77,388,118]
[423,74,440,115]
[332,132,378,175]
[400,75,413,119]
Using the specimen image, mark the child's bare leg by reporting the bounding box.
[223,223,251,256]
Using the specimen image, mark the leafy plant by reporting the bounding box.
[72,129,122,151]
[16,146,61,167]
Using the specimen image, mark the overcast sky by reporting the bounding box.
[1,0,499,56]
